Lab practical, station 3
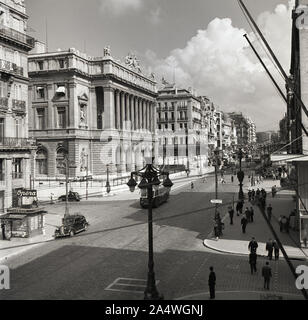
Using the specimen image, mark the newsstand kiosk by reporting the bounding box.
[0,189,47,240]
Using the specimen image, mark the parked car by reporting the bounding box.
[58,191,81,202]
[54,214,89,238]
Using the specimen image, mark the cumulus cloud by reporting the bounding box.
[145,1,295,131]
[100,0,142,15]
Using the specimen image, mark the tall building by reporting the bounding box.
[222,114,237,156]
[28,45,157,179]
[0,0,35,213]
[157,84,208,173]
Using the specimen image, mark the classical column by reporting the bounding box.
[125,93,130,130]
[116,90,121,130]
[142,100,145,130]
[147,101,150,131]
[131,96,135,131]
[121,92,125,130]
[137,98,140,130]
[103,87,115,130]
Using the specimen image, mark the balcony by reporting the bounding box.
[0,137,32,149]
[12,99,26,113]
[0,59,24,77]
[0,97,8,111]
[0,25,35,50]
[178,105,188,110]
[12,172,23,180]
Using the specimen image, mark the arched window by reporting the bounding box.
[56,148,67,175]
[36,149,48,175]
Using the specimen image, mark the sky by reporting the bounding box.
[26,0,295,132]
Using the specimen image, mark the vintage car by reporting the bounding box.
[58,191,81,202]
[54,214,89,238]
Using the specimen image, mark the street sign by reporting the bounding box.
[211,199,223,204]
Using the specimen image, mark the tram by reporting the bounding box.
[140,185,170,208]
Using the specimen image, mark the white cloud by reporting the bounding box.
[100,0,142,15]
[149,7,162,25]
[145,1,294,131]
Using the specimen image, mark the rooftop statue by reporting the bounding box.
[125,53,142,73]
[103,45,111,57]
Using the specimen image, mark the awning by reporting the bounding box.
[56,86,66,94]
[271,154,308,163]
[1,214,27,220]
[36,86,44,91]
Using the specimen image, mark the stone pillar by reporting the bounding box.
[136,98,140,130]
[121,92,125,130]
[131,96,135,131]
[5,158,12,211]
[116,90,121,130]
[68,82,77,129]
[125,93,130,130]
[47,84,54,129]
[90,87,97,129]
[147,101,150,132]
[103,87,115,130]
[142,100,145,130]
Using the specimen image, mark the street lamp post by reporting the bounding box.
[64,156,77,217]
[127,157,173,300]
[106,164,111,194]
[86,154,89,200]
[237,148,245,201]
[213,148,221,218]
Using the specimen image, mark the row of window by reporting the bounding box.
[36,148,67,176]
[158,123,188,131]
[37,59,67,71]
[0,158,23,181]
[158,111,188,121]
[35,107,66,130]
[159,137,189,145]
[35,84,67,100]
[0,117,22,139]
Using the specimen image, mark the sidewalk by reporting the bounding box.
[204,178,308,261]
[0,212,62,264]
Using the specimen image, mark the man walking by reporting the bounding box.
[248,237,258,254]
[273,240,279,261]
[249,252,257,275]
[241,215,248,234]
[267,204,273,222]
[266,239,274,260]
[228,206,234,225]
[262,262,272,290]
[250,207,254,223]
[208,266,216,300]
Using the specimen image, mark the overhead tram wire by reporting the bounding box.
[237,0,285,81]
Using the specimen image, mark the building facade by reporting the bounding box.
[156,84,208,174]
[0,0,35,213]
[28,45,157,180]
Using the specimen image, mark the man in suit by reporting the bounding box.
[249,252,257,275]
[248,237,258,254]
[208,266,216,299]
[262,262,272,290]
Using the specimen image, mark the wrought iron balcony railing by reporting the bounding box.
[0,59,24,76]
[0,97,8,110]
[12,172,23,179]
[12,99,26,112]
[0,25,35,49]
[0,137,31,148]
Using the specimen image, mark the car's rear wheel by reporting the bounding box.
[84,224,88,231]
[69,230,75,237]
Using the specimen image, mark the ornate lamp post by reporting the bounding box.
[127,157,173,300]
[213,148,221,218]
[237,148,245,201]
[105,164,111,194]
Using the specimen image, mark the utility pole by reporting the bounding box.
[86,154,89,200]
[214,148,220,218]
[65,157,69,217]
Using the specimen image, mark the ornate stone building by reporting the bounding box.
[0,0,35,213]
[28,45,158,179]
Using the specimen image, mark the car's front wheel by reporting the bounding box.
[69,230,75,237]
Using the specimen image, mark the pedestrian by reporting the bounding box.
[1,222,6,240]
[251,189,255,202]
[250,207,254,223]
[267,204,273,222]
[271,186,277,198]
[231,175,234,183]
[191,182,194,189]
[236,200,243,216]
[262,262,272,290]
[266,239,274,260]
[249,252,257,275]
[228,206,234,225]
[302,227,308,248]
[208,266,216,300]
[245,207,251,222]
[273,240,279,261]
[241,215,248,234]
[248,237,258,254]
[256,189,260,200]
[248,190,252,202]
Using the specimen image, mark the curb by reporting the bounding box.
[203,239,307,262]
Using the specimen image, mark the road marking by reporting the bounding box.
[105,278,160,294]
